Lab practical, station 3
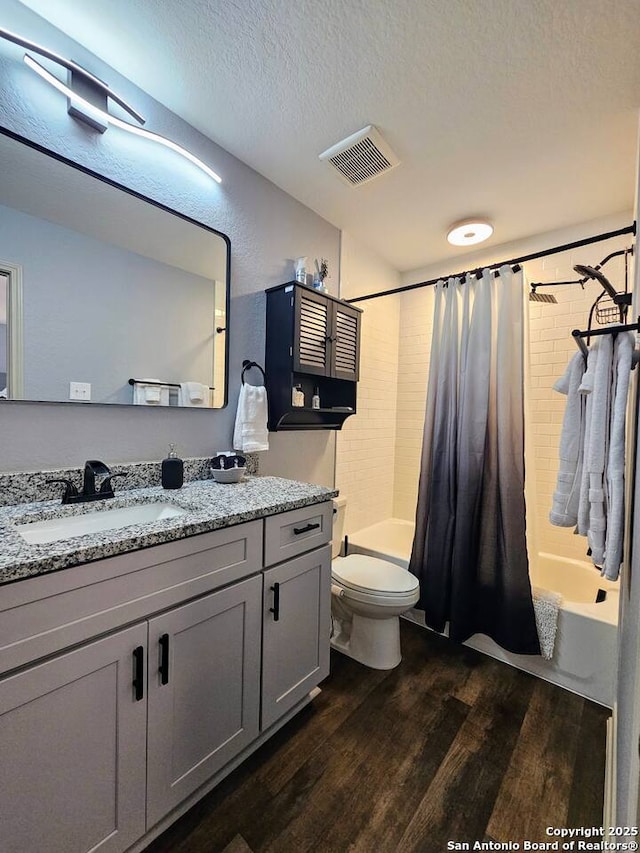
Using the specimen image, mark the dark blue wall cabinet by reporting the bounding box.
[265,282,362,430]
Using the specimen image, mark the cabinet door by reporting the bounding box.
[331,301,361,381]
[0,623,147,853]
[293,287,330,376]
[262,545,331,730]
[146,576,261,828]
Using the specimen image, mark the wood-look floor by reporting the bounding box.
[145,621,609,853]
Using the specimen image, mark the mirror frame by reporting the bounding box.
[0,125,231,410]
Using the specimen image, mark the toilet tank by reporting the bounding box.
[332,496,347,559]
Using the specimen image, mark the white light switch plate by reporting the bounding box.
[70,381,91,402]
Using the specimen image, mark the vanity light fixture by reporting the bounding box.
[24,56,222,183]
[0,27,222,184]
[447,219,494,247]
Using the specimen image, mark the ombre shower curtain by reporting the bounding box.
[409,266,540,655]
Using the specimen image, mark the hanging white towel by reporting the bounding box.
[553,330,635,577]
[133,381,169,406]
[585,335,613,566]
[179,382,209,407]
[233,384,269,452]
[603,332,634,580]
[577,344,598,535]
[549,352,586,527]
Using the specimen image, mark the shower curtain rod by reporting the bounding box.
[346,223,636,304]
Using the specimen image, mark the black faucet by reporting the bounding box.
[46,460,126,505]
[82,459,110,497]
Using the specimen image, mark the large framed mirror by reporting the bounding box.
[0,128,229,408]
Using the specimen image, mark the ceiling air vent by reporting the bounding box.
[319,125,399,187]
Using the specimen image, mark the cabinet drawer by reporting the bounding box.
[0,520,263,677]
[264,502,332,567]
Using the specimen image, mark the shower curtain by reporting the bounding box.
[409,265,540,655]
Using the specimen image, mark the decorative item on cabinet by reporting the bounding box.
[295,256,307,284]
[312,258,330,293]
[210,451,246,483]
[265,281,362,430]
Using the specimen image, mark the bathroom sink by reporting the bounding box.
[14,502,188,545]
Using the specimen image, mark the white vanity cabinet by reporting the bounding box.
[261,503,332,728]
[146,576,262,826]
[0,623,148,853]
[262,547,331,729]
[0,500,333,853]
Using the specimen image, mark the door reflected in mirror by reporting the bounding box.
[0,130,229,408]
[0,272,7,398]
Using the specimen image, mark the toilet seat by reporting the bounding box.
[332,554,419,598]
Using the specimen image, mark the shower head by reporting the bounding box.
[529,287,557,304]
[573,264,617,299]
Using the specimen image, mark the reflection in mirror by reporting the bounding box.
[0,130,229,408]
[0,272,6,397]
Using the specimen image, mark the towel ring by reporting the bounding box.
[241,360,266,385]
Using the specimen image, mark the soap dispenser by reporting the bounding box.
[162,444,184,489]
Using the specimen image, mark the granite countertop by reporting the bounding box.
[0,476,338,585]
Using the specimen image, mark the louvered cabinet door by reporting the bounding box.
[331,302,360,381]
[293,288,330,376]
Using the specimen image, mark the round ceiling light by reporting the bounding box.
[447,219,494,247]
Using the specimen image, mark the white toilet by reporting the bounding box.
[330,497,420,670]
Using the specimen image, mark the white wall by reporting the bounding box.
[400,213,632,288]
[335,232,401,533]
[0,0,339,484]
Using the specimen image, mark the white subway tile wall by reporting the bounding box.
[335,295,401,533]
[393,287,435,521]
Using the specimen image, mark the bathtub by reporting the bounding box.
[347,519,619,707]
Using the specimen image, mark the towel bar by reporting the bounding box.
[241,360,266,385]
[128,378,215,390]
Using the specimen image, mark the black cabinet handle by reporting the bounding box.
[270,582,280,622]
[293,522,320,535]
[133,646,144,701]
[159,633,170,685]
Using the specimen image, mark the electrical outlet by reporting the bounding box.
[69,381,91,402]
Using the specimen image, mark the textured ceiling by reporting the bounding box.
[16,0,640,271]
